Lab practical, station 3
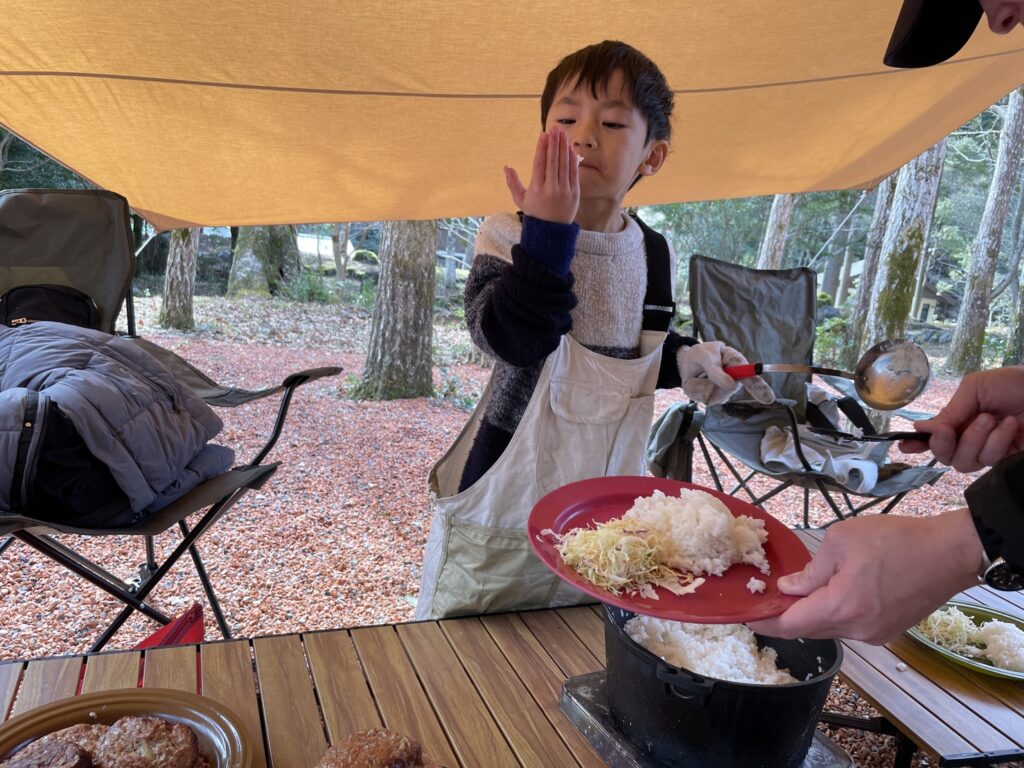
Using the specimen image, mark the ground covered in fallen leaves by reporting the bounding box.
[0,295,1008,767]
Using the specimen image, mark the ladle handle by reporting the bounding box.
[723,363,760,379]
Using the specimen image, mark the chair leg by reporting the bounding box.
[0,535,15,556]
[12,531,172,625]
[94,492,248,650]
[38,534,137,593]
[178,520,232,639]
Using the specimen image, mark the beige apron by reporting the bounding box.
[416,329,666,619]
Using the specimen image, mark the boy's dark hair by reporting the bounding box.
[540,40,674,144]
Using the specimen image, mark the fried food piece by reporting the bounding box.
[316,728,431,768]
[46,724,110,759]
[0,739,92,768]
[95,716,198,768]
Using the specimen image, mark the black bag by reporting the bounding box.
[0,284,101,330]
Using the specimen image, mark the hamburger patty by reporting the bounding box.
[0,738,92,768]
[45,724,110,758]
[317,728,441,768]
[95,716,198,768]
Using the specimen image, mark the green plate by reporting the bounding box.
[905,600,1024,682]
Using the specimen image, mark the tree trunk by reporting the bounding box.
[821,217,849,303]
[131,213,145,251]
[949,86,1024,373]
[911,244,930,321]
[1005,276,1024,365]
[992,174,1024,301]
[841,175,896,369]
[331,222,351,278]
[159,227,199,330]
[865,139,947,350]
[836,224,856,307]
[352,219,437,399]
[755,193,796,269]
[227,226,301,296]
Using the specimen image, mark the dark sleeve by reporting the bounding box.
[655,329,698,390]
[464,218,579,367]
[965,453,1024,569]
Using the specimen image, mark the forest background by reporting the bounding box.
[1,86,1023,654]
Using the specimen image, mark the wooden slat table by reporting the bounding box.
[0,607,610,768]
[798,529,1024,768]
[3,559,1023,768]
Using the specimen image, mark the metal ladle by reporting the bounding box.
[723,338,930,411]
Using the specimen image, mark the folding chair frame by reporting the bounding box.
[0,188,341,651]
[669,254,944,529]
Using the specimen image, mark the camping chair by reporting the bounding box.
[650,254,945,529]
[0,188,341,651]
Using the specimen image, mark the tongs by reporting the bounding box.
[807,426,931,443]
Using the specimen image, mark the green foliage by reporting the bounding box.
[279,268,335,303]
[433,368,479,411]
[982,329,1009,368]
[0,129,92,190]
[643,199,771,267]
[815,316,850,367]
[335,277,378,310]
[351,249,379,265]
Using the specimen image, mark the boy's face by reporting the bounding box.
[544,69,668,206]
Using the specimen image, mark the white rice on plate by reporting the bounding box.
[623,489,770,577]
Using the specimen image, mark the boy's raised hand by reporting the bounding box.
[504,127,580,225]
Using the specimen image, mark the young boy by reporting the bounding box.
[416,40,771,620]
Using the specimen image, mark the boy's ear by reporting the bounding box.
[638,139,670,177]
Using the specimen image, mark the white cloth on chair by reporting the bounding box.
[760,424,880,493]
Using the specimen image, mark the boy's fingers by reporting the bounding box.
[569,141,579,189]
[503,166,526,208]
[546,128,559,186]
[531,132,547,185]
[558,130,571,187]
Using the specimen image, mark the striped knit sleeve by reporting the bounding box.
[464,216,579,367]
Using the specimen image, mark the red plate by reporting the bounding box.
[528,476,811,623]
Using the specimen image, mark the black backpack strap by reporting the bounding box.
[630,213,676,332]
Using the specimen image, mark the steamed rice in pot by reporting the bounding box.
[625,615,797,685]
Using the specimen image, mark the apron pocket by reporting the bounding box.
[428,515,559,618]
[537,378,630,493]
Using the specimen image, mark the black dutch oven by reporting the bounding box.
[604,604,842,768]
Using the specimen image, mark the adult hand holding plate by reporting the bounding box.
[528,476,811,623]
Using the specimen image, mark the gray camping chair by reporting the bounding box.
[0,188,342,651]
[649,254,945,529]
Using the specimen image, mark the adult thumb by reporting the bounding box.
[776,555,834,596]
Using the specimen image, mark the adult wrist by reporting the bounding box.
[964,455,1024,569]
[943,507,987,586]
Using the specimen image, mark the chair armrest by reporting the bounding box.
[281,366,344,388]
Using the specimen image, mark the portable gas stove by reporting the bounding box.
[560,671,853,768]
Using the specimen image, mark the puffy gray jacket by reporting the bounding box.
[0,322,232,516]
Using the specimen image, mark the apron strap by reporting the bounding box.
[630,213,676,332]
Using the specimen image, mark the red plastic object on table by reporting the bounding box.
[134,602,205,649]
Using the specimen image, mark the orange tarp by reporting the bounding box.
[2,1,1023,229]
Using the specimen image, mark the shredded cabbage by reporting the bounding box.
[916,606,982,657]
[540,519,704,599]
